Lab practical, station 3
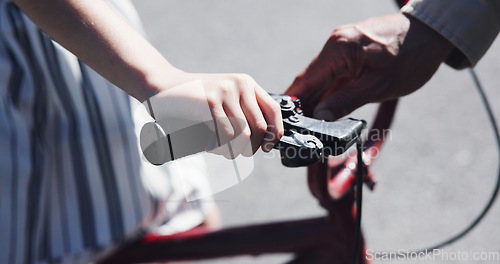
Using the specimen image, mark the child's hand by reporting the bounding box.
[145,73,284,159]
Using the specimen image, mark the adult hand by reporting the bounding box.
[146,72,284,159]
[286,13,454,120]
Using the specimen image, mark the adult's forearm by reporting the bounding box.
[14,0,183,102]
[402,0,500,68]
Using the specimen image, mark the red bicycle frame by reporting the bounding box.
[99,100,398,264]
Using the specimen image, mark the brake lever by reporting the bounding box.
[140,94,365,167]
[270,94,366,167]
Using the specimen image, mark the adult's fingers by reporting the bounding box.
[312,78,372,121]
[285,52,334,101]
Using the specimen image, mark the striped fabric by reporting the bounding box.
[0,1,212,263]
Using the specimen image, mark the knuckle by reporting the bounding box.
[219,81,235,96]
[271,100,282,113]
[333,36,360,52]
[241,127,252,138]
[327,27,365,77]
[329,27,362,49]
[236,73,253,83]
[329,28,348,43]
[268,101,283,118]
[225,128,235,139]
[255,119,268,135]
[233,74,255,91]
[205,93,218,106]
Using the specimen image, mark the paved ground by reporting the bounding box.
[131,1,500,263]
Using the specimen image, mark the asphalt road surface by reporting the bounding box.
[131,1,500,263]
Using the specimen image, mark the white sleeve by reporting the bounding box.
[402,0,500,68]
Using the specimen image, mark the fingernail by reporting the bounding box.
[314,109,333,121]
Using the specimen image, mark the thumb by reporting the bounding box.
[313,83,368,121]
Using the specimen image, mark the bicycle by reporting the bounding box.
[99,67,500,264]
[99,0,500,262]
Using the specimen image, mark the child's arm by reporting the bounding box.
[14,0,283,154]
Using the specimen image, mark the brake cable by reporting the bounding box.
[352,140,364,264]
[378,68,500,258]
